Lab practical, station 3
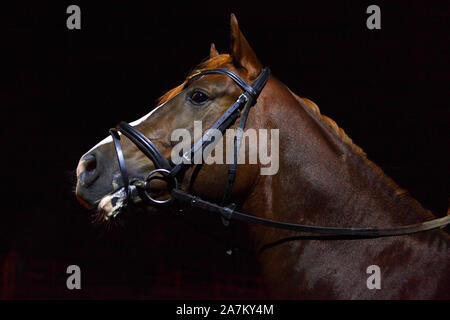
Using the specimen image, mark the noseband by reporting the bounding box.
[109,67,450,237]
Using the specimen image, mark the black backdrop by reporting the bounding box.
[1,1,449,299]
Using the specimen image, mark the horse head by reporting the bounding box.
[75,14,276,220]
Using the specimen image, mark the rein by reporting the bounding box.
[109,67,450,237]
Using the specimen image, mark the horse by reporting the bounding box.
[75,14,449,299]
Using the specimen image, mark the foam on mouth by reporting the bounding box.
[96,179,146,220]
[97,187,128,219]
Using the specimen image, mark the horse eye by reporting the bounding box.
[189,91,209,104]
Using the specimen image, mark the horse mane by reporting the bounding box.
[290,91,444,223]
[300,97,366,155]
[290,90,410,198]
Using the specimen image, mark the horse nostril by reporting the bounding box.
[85,155,97,173]
[78,154,99,187]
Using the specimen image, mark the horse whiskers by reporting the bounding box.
[66,169,78,194]
[89,206,126,231]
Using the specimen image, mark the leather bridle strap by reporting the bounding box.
[113,122,172,171]
[186,68,258,97]
[109,122,173,199]
[170,67,270,178]
[172,189,450,237]
[110,128,130,197]
[221,96,253,206]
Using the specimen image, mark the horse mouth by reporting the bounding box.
[97,187,129,220]
[95,179,168,221]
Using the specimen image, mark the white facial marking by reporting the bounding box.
[87,135,113,154]
[129,104,163,127]
[87,104,164,154]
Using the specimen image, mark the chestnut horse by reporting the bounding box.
[75,15,449,299]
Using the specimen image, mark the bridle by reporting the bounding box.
[109,67,450,237]
[110,67,270,205]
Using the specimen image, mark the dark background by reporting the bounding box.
[1,1,449,299]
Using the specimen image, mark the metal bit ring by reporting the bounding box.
[142,169,178,205]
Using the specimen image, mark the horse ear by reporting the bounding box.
[230,13,262,78]
[209,43,219,58]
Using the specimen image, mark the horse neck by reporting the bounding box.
[248,77,437,232]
